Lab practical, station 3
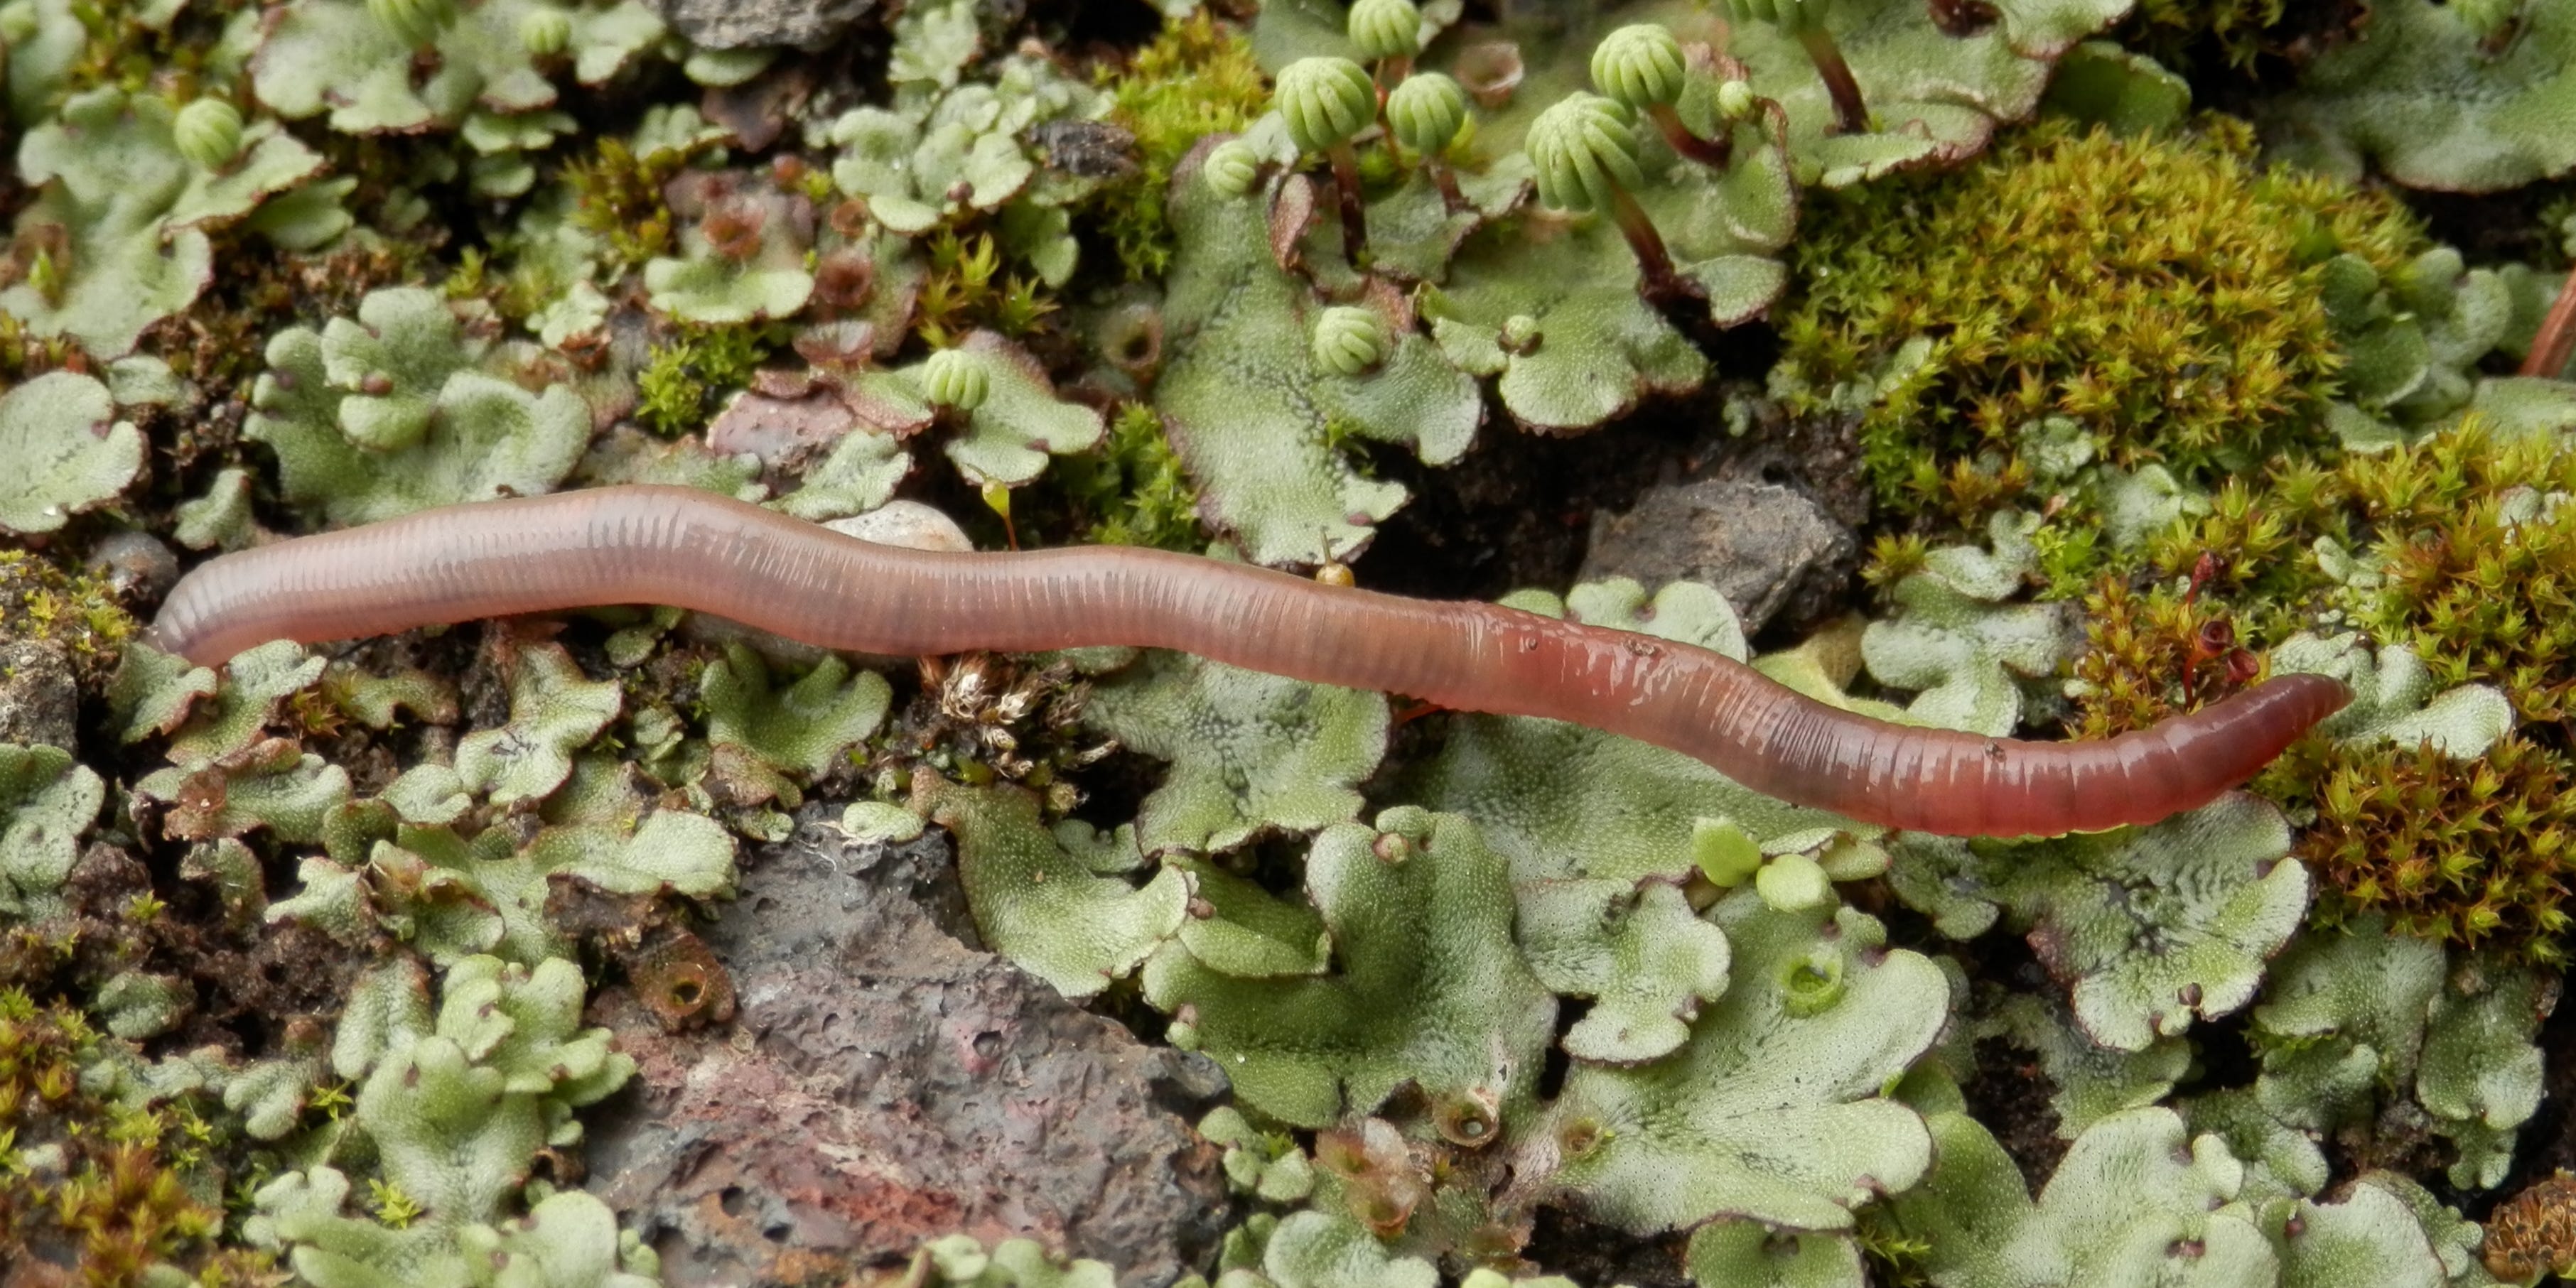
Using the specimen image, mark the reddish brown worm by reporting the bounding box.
[146,485,2348,837]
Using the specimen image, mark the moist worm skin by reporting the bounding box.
[146,485,2351,837]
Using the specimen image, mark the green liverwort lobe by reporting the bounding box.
[1527,93,1681,298]
[1274,57,1379,267]
[1720,0,1866,134]
[1592,24,1731,168]
[1755,852,1832,912]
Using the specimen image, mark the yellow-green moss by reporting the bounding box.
[2071,421,2576,962]
[914,231,1057,348]
[2263,735,2575,964]
[635,324,776,437]
[0,550,139,686]
[2332,424,2576,726]
[563,134,708,273]
[1777,118,2425,523]
[1095,13,1271,281]
[1043,402,1204,551]
[0,987,273,1286]
[2122,0,2292,72]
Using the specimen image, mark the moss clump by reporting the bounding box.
[2120,0,2292,72]
[2331,425,2576,726]
[2071,423,2576,962]
[1096,13,1271,281]
[2101,423,2576,727]
[564,134,711,273]
[0,550,139,686]
[0,315,97,386]
[1777,119,2424,521]
[1045,403,1204,551]
[2261,735,2575,963]
[0,987,274,1286]
[2066,577,2263,741]
[2084,424,2576,717]
[635,324,775,437]
[914,231,1058,348]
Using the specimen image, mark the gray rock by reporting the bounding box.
[0,642,79,751]
[1579,477,1857,634]
[583,813,1228,1287]
[661,0,876,50]
[85,529,180,602]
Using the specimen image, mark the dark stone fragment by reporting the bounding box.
[85,528,180,602]
[583,813,1229,1287]
[1580,477,1858,634]
[0,641,78,752]
[662,0,876,50]
[1030,119,1138,180]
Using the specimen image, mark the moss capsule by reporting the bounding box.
[1386,72,1468,156]
[922,349,990,412]
[1592,24,1688,109]
[1313,306,1392,376]
[1346,0,1421,61]
[171,99,245,170]
[1204,138,1261,198]
[1274,56,1376,156]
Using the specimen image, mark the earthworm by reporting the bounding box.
[145,485,2349,837]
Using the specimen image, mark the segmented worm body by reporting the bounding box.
[146,486,2348,836]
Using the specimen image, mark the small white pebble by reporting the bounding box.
[825,500,973,553]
